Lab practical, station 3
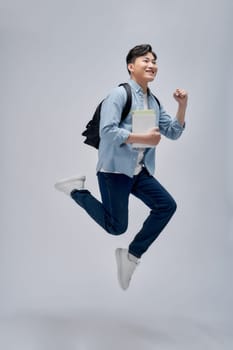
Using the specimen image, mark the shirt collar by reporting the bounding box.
[128,79,152,95]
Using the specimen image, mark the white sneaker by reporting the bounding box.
[54,175,86,195]
[115,248,139,290]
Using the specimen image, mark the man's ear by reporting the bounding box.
[127,63,134,74]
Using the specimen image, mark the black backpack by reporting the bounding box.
[82,82,160,149]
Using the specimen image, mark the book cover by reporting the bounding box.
[132,109,156,148]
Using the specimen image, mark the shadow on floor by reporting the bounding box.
[0,309,231,350]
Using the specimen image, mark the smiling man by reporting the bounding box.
[55,44,188,290]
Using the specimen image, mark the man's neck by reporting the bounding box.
[131,77,148,93]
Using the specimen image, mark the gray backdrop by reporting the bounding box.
[1,0,232,349]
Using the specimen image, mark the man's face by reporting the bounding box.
[128,52,158,83]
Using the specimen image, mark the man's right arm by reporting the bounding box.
[125,127,161,146]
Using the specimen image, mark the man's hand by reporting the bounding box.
[146,127,161,146]
[173,88,188,107]
[126,127,161,146]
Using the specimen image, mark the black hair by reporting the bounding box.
[126,44,157,74]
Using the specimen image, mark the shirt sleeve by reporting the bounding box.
[99,86,131,146]
[158,104,185,140]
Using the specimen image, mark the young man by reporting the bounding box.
[55,44,188,290]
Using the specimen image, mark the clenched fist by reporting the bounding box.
[173,88,188,107]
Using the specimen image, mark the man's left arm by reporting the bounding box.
[159,88,188,140]
[173,88,188,127]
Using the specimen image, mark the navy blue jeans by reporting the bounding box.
[71,168,177,258]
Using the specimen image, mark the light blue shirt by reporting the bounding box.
[96,79,185,178]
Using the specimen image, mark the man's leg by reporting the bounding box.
[129,168,177,258]
[71,172,132,235]
[55,172,141,290]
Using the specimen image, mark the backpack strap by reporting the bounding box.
[118,83,132,121]
[151,93,160,108]
[147,87,161,108]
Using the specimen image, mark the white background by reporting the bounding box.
[1,0,233,349]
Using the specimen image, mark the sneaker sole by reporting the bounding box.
[54,176,86,191]
[55,175,86,185]
[115,248,125,290]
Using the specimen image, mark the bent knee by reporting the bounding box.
[107,222,128,236]
[169,198,177,215]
